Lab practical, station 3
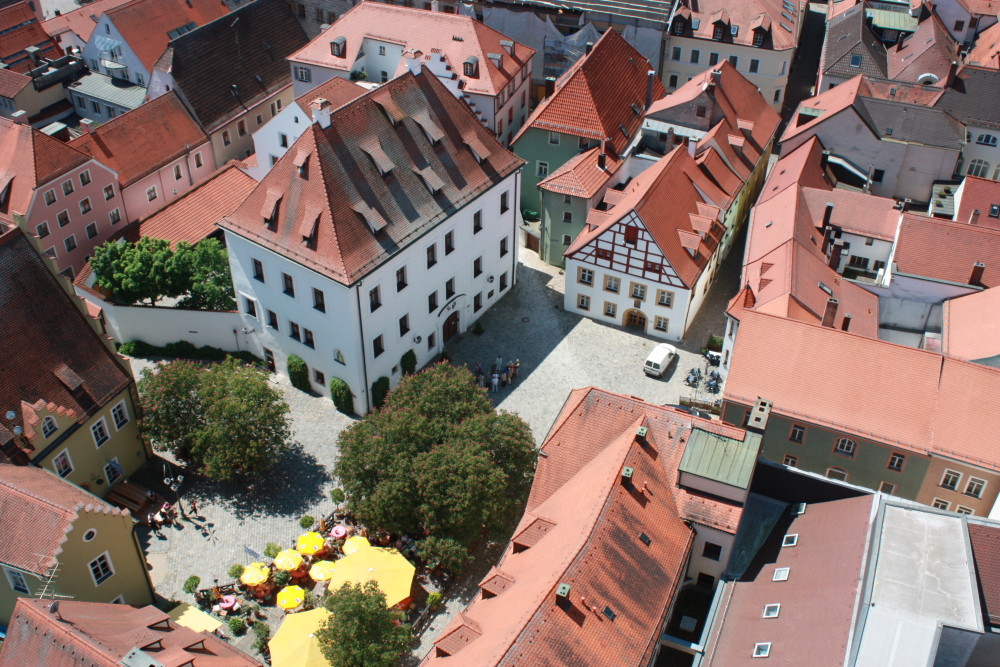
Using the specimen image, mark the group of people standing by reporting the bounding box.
[475,358,521,393]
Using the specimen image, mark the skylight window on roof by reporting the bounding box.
[167,22,197,40]
[773,567,789,581]
[631,102,642,116]
[692,18,701,29]
[602,606,617,621]
[639,532,651,546]
[781,22,792,32]
[782,1,794,11]
[619,123,629,139]
[850,54,862,68]
[753,642,771,658]
[990,204,1000,218]
[885,127,893,136]
[782,534,798,547]
[763,604,780,618]
[781,11,794,22]
[730,25,739,36]
[818,282,833,295]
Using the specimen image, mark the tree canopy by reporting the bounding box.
[334,363,537,570]
[316,582,412,667]
[138,358,291,480]
[90,237,235,309]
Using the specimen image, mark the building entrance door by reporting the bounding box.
[625,309,647,330]
[443,312,460,342]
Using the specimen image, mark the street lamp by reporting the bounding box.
[163,463,187,518]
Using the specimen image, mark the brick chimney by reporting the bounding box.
[822,202,834,230]
[10,110,27,124]
[544,76,555,98]
[821,297,839,327]
[970,261,986,286]
[310,98,332,129]
[645,69,656,108]
[585,42,593,55]
[969,209,981,225]
[597,151,606,170]
[841,313,852,331]
[80,117,95,134]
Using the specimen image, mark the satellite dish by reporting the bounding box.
[49,601,61,618]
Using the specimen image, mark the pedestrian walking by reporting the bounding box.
[514,359,521,378]
[189,499,199,518]
[475,362,482,375]
[477,370,485,388]
[501,370,509,387]
[507,362,516,381]
[495,356,503,372]
[491,373,499,393]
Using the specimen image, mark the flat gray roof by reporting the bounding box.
[67,73,146,110]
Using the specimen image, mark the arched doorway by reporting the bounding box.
[623,309,647,331]
[443,312,460,342]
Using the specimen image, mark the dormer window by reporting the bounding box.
[753,30,765,46]
[261,190,282,228]
[672,17,686,35]
[713,25,725,40]
[463,56,478,78]
[330,36,346,57]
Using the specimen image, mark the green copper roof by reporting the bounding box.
[678,428,761,489]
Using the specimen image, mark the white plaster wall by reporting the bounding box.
[247,103,313,181]
[290,64,339,98]
[358,38,405,84]
[959,125,1000,180]
[686,525,736,585]
[82,16,151,85]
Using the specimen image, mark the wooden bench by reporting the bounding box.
[105,480,150,513]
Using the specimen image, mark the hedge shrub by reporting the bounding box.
[400,349,417,375]
[118,339,259,364]
[329,377,354,414]
[371,376,390,409]
[287,354,310,391]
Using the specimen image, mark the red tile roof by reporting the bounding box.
[131,161,255,245]
[424,388,748,666]
[294,77,366,118]
[724,310,1000,471]
[0,116,91,224]
[514,29,662,156]
[40,0,134,43]
[893,213,1000,286]
[537,146,622,199]
[968,522,1000,626]
[671,0,802,51]
[955,175,1000,230]
[103,0,229,71]
[221,69,522,286]
[0,2,61,74]
[0,463,123,576]
[565,145,732,288]
[69,91,207,186]
[967,21,1000,68]
[0,229,133,458]
[289,2,533,99]
[943,287,1000,362]
[703,495,876,666]
[0,598,261,666]
[887,13,958,86]
[0,67,30,97]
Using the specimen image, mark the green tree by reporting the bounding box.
[138,358,292,480]
[317,582,411,667]
[174,239,236,310]
[334,363,537,568]
[91,237,184,305]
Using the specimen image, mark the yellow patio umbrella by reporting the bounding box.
[240,562,270,586]
[326,546,415,607]
[297,532,325,555]
[269,607,331,667]
[274,549,304,571]
[276,585,307,610]
[309,560,337,582]
[342,535,369,555]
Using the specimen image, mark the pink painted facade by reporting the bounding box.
[120,143,216,223]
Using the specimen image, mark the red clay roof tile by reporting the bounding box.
[103,0,229,71]
[968,522,1000,626]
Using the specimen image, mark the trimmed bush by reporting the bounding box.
[118,339,260,364]
[330,488,346,504]
[371,376,390,409]
[288,354,310,392]
[300,515,315,530]
[329,377,354,414]
[427,592,443,610]
[228,564,245,579]
[263,542,282,559]
[400,350,417,376]
[182,575,201,594]
[274,570,291,587]
[227,616,247,636]
[252,621,270,654]
[471,320,484,335]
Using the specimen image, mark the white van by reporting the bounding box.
[644,343,677,377]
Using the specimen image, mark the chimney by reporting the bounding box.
[11,110,28,124]
[431,0,440,10]
[969,209,981,225]
[841,314,852,331]
[687,136,697,158]
[598,151,607,170]
[25,46,39,66]
[829,242,844,270]
[822,202,834,230]
[585,42,593,55]
[544,76,555,98]
[645,69,656,108]
[970,261,986,286]
[310,98,332,129]
[821,297,839,327]
[80,117,95,134]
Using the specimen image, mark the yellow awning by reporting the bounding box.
[167,602,223,633]
[269,607,332,667]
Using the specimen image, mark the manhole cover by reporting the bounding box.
[521,317,530,323]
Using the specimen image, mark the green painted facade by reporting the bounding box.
[511,127,582,214]
[539,188,591,266]
[721,402,930,499]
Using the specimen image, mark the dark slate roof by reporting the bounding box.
[935,66,1000,130]
[160,0,308,133]
[856,96,965,149]
[220,69,524,286]
[0,229,132,437]
[823,4,888,81]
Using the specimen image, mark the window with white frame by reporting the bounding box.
[753,643,771,658]
[932,498,951,510]
[64,235,77,252]
[562,234,572,245]
[578,267,593,285]
[296,66,311,82]
[772,567,789,581]
[111,401,129,430]
[879,481,895,495]
[4,567,29,594]
[41,416,57,438]
[762,604,780,618]
[104,458,122,485]
[36,221,50,238]
[91,418,110,447]
[654,316,669,332]
[62,179,74,196]
[578,294,590,310]
[604,275,620,293]
[536,161,548,177]
[941,469,962,490]
[80,170,92,186]
[631,283,646,300]
[956,506,974,515]
[976,134,998,146]
[53,450,73,477]
[968,159,991,178]
[44,189,56,205]
[109,208,121,225]
[965,477,986,499]
[146,186,157,202]
[782,534,798,547]
[834,437,856,457]
[656,289,674,307]
[826,467,848,481]
[789,425,805,443]
[887,452,905,471]
[548,131,560,145]
[604,302,617,317]
[783,454,798,467]
[88,552,115,585]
